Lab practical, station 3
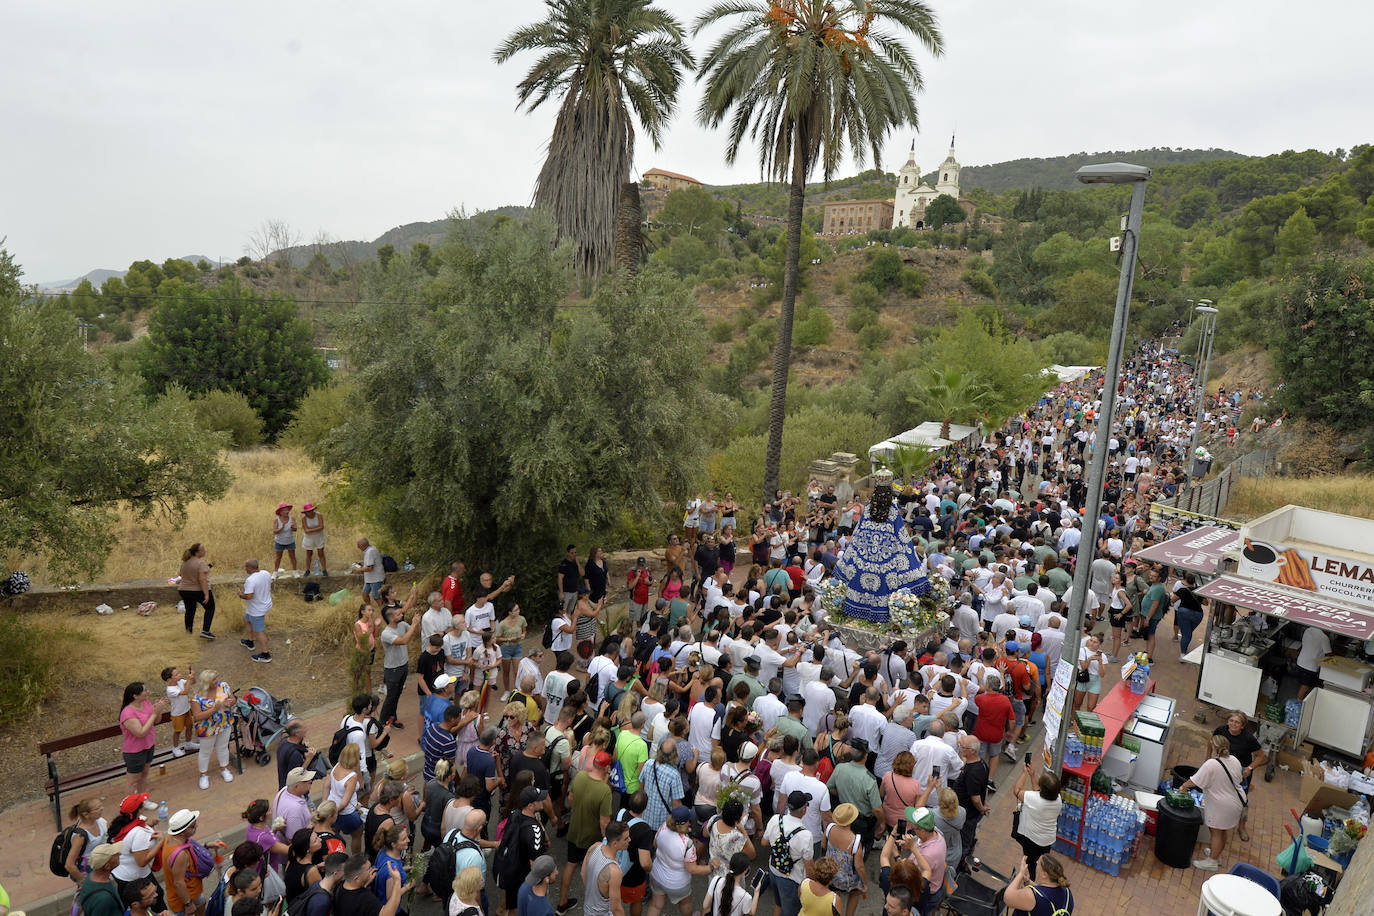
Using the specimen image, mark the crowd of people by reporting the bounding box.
[62,327,1271,916]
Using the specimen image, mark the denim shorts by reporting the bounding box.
[274,539,295,552]
[243,613,267,633]
[362,581,383,599]
[500,643,522,660]
[336,808,364,835]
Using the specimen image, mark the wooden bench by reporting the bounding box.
[40,714,244,831]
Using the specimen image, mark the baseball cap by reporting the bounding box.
[905,806,936,831]
[787,790,812,811]
[120,793,156,815]
[88,842,124,870]
[519,786,548,807]
[593,751,614,769]
[434,674,455,691]
[287,767,318,787]
[739,741,759,761]
[168,809,199,835]
[1018,614,1032,627]
[1005,641,1020,653]
[671,805,696,823]
[636,557,647,566]
[530,855,558,884]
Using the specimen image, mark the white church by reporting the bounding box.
[893,136,961,229]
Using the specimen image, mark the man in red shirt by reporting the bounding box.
[441,560,465,612]
[997,641,1034,758]
[972,674,1014,781]
[625,558,653,626]
[784,556,806,599]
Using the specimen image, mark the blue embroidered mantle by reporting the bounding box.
[832,496,931,622]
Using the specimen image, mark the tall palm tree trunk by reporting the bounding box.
[762,128,807,503]
[616,180,643,276]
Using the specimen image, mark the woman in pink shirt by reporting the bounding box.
[880,751,925,829]
[120,682,168,794]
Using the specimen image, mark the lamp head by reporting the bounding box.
[1075,162,1152,185]
[1195,306,1218,315]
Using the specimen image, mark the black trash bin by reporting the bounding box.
[1154,798,1204,868]
[1171,765,1198,789]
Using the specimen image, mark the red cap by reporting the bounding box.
[593,751,614,769]
[120,793,150,815]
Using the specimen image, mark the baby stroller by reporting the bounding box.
[942,858,1010,916]
[235,686,292,767]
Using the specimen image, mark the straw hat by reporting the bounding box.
[832,802,858,827]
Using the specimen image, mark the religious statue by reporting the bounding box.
[831,468,931,623]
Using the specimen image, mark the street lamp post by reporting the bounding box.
[1049,163,1151,773]
[1188,303,1219,477]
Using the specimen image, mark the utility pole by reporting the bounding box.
[1050,163,1151,772]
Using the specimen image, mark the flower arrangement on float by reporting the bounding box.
[822,574,951,638]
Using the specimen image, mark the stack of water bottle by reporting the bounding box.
[1079,795,1143,875]
[1064,732,1085,768]
[1056,774,1086,850]
[1285,698,1304,728]
[1128,662,1150,695]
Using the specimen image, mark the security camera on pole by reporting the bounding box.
[1049,163,1151,773]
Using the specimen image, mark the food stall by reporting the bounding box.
[1187,506,1374,764]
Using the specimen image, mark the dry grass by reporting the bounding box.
[1225,474,1374,521]
[41,447,369,584]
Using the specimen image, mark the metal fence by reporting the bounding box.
[1152,450,1277,518]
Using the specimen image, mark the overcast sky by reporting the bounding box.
[6,0,1369,283]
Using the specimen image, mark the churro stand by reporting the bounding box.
[1188,507,1374,762]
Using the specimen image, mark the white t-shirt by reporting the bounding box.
[763,813,813,883]
[112,822,156,881]
[551,613,574,653]
[442,633,470,678]
[587,655,617,708]
[243,569,273,617]
[777,771,830,838]
[1298,626,1332,672]
[362,545,384,584]
[519,657,544,696]
[464,602,496,648]
[689,701,720,759]
[339,714,370,768]
[421,607,454,643]
[753,693,787,734]
[652,826,698,888]
[166,679,191,716]
[540,669,575,726]
[705,874,753,916]
[754,644,786,684]
[802,680,836,734]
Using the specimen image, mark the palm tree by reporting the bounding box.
[694,0,942,503]
[910,367,989,441]
[495,0,694,277]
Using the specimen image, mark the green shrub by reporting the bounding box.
[849,281,881,310]
[862,249,904,288]
[847,306,879,332]
[898,268,927,297]
[279,380,352,452]
[111,320,134,342]
[962,268,999,298]
[857,323,891,351]
[0,619,86,727]
[710,320,735,343]
[831,274,849,295]
[793,308,834,348]
[194,389,264,447]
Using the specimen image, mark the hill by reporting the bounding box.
[956,147,1245,192]
[39,257,225,291]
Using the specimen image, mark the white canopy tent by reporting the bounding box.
[1048,364,1097,384]
[868,421,981,467]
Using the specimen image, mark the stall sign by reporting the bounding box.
[1134,525,1238,573]
[1196,576,1374,640]
[1238,538,1374,608]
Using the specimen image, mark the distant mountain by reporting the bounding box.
[955,147,1245,193]
[273,207,534,268]
[40,256,226,291]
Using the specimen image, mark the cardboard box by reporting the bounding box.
[1279,746,1313,771]
[1303,785,1361,819]
[1301,760,1328,802]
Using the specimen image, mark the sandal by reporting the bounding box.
[1238,826,1251,842]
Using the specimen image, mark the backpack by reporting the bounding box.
[49,824,80,877]
[424,829,482,902]
[770,822,805,874]
[381,554,399,573]
[170,839,218,879]
[1030,886,1073,916]
[328,722,362,765]
[204,871,227,916]
[302,582,321,603]
[542,727,569,772]
[632,631,656,665]
[286,883,331,916]
[541,617,557,649]
[491,817,525,886]
[607,758,627,793]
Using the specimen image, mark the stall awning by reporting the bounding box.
[868,422,981,461]
[1196,575,1374,640]
[1134,526,1239,575]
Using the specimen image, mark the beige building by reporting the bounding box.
[822,199,894,236]
[642,168,704,193]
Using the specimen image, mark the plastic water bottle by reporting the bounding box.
[157,800,169,821]
[404,556,414,572]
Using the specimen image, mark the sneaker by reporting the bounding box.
[293,570,303,578]
[1192,857,1219,870]
[390,720,405,730]
[171,745,186,758]
[240,638,255,650]
[321,570,330,577]
[986,779,997,793]
[199,774,210,790]
[252,653,273,663]
[221,768,235,783]
[182,741,200,751]
[200,631,216,641]
[556,900,578,915]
